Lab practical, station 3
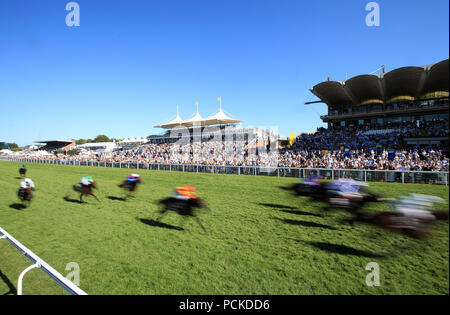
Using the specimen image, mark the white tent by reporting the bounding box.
[154,100,243,129]
[154,105,185,129]
[204,107,242,125]
[183,106,205,127]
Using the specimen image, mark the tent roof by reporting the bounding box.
[204,107,242,125]
[183,110,205,127]
[155,104,242,129]
[153,105,185,129]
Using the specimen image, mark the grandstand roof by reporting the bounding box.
[154,104,242,129]
[183,107,205,127]
[35,140,73,144]
[204,107,242,126]
[310,59,449,107]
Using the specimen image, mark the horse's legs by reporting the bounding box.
[194,216,207,232]
[89,192,100,202]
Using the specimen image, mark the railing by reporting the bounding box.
[1,157,448,185]
[0,227,87,295]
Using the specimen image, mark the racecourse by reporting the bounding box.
[0,161,448,295]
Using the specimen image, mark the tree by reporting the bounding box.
[93,135,111,143]
[76,139,87,145]
[0,142,18,149]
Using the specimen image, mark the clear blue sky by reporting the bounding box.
[0,0,448,146]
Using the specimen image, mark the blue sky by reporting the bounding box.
[0,0,448,146]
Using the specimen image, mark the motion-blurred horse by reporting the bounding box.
[65,182,99,203]
[349,209,449,239]
[19,166,27,177]
[157,197,210,232]
[118,174,142,198]
[17,187,33,207]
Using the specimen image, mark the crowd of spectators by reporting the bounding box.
[2,119,448,171]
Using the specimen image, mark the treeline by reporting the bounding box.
[75,135,119,145]
[0,142,20,150]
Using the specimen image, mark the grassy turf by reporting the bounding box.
[0,161,448,295]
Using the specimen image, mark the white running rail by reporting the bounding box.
[0,227,87,295]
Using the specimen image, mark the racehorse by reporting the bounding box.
[65,182,100,203]
[17,187,33,207]
[346,209,449,239]
[322,189,381,215]
[19,166,27,177]
[156,197,210,232]
[280,182,328,202]
[280,181,381,215]
[118,176,142,198]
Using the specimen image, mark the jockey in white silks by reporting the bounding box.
[20,178,35,189]
[80,176,94,187]
[393,194,445,221]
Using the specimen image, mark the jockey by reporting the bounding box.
[20,178,35,190]
[20,164,27,170]
[303,174,323,186]
[125,173,141,189]
[393,194,441,221]
[127,173,140,183]
[80,176,94,187]
[327,178,367,194]
[174,186,198,200]
[325,178,370,205]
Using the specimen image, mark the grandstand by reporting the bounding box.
[149,104,276,145]
[35,140,76,152]
[306,59,449,148]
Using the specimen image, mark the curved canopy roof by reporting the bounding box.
[344,75,384,105]
[310,59,449,107]
[383,66,425,103]
[420,59,449,98]
[312,81,353,107]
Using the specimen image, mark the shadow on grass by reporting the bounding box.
[280,209,323,218]
[138,218,184,231]
[107,196,126,201]
[9,203,26,210]
[276,218,336,230]
[303,241,386,258]
[0,270,17,295]
[63,197,83,204]
[258,203,298,210]
[15,177,24,180]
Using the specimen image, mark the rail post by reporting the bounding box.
[18,263,40,295]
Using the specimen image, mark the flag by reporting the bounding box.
[289,133,295,146]
[218,97,221,102]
